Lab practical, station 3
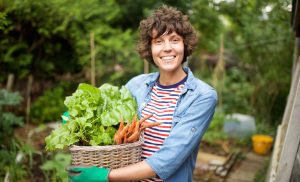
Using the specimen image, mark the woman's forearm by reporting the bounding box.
[108,161,156,181]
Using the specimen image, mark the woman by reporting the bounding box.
[69,5,217,182]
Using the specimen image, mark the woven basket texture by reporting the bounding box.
[69,137,143,169]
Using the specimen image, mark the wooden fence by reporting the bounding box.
[266,2,300,181]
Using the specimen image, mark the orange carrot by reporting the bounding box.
[127,121,136,137]
[135,121,140,133]
[139,114,153,126]
[126,131,139,143]
[114,135,122,145]
[141,122,162,131]
[123,131,128,143]
[118,125,129,140]
[114,125,128,144]
[114,115,154,144]
[118,118,124,132]
[114,117,125,144]
[127,121,140,143]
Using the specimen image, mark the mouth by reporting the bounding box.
[160,56,176,61]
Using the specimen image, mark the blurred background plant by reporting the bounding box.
[30,85,67,124]
[0,0,292,127]
[0,89,23,144]
[0,89,26,181]
[0,0,294,181]
[41,153,71,182]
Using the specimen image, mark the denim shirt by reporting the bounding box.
[125,67,217,182]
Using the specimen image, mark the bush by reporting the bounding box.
[0,89,23,144]
[0,89,26,181]
[30,87,66,124]
[203,109,228,144]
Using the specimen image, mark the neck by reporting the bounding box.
[158,67,186,86]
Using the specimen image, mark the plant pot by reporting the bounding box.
[251,134,273,155]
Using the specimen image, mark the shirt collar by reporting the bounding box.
[146,67,196,91]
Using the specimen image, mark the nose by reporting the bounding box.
[163,41,172,52]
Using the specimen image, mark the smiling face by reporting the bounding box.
[151,30,185,74]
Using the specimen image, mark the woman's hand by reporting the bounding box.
[68,166,109,182]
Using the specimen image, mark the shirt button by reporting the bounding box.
[141,102,146,107]
[191,127,197,133]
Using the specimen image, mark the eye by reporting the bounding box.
[153,39,163,45]
[172,39,179,43]
[171,37,182,43]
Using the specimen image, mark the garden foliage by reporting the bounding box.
[45,83,137,150]
[0,0,293,126]
[0,1,295,181]
[0,89,23,144]
[0,89,25,181]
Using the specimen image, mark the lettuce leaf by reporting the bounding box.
[45,83,137,151]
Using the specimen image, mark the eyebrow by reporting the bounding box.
[155,32,181,39]
[169,34,182,39]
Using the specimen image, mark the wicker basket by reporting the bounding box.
[69,137,143,169]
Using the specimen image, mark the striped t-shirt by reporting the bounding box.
[140,76,187,182]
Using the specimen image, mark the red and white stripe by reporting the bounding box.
[140,84,184,182]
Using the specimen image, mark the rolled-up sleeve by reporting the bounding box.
[145,89,217,180]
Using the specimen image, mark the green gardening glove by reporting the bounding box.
[68,166,109,182]
[62,111,70,124]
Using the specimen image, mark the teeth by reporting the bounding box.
[161,56,175,60]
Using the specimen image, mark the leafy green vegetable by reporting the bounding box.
[45,83,137,151]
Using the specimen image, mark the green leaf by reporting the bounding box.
[45,83,137,150]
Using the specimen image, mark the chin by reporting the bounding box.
[160,66,178,72]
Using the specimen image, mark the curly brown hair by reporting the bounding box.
[136,5,198,66]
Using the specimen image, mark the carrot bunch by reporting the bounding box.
[113,114,162,144]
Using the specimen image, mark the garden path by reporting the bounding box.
[193,150,268,182]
